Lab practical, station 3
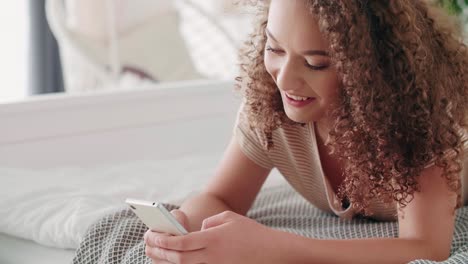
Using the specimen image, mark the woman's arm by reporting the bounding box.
[146,164,456,263]
[274,165,457,264]
[272,233,447,264]
[178,135,272,232]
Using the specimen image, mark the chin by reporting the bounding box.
[284,107,315,124]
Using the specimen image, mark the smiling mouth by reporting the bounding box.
[283,92,316,108]
[285,92,314,101]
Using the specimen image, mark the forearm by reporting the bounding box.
[271,229,448,264]
[178,192,233,232]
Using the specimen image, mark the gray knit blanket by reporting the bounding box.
[72,184,468,264]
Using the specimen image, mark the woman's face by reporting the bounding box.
[264,0,340,124]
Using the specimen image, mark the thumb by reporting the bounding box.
[170,209,189,230]
[201,211,233,231]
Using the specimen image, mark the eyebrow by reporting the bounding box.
[265,27,329,57]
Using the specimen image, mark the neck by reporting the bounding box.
[314,119,332,145]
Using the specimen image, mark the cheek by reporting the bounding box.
[310,72,340,99]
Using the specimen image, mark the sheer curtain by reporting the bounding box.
[29,0,64,95]
[0,1,29,102]
[0,0,63,103]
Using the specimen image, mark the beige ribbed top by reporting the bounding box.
[234,104,468,221]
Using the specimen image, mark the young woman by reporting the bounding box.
[144,0,468,263]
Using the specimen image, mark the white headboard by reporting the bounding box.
[0,80,240,169]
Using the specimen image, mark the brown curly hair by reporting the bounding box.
[235,0,468,216]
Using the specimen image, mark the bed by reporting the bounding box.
[1,79,467,264]
[0,79,286,263]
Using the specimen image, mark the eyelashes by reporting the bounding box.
[304,63,328,71]
[265,46,282,54]
[265,46,329,71]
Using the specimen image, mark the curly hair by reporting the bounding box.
[235,0,468,216]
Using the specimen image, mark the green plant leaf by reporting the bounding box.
[438,0,463,15]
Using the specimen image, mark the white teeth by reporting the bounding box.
[287,93,310,101]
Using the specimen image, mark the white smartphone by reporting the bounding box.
[125,198,188,236]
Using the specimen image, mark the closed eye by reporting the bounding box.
[266,45,329,71]
[304,62,328,71]
[265,46,284,55]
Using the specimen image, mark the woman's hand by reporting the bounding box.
[144,209,190,264]
[144,210,281,264]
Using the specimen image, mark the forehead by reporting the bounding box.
[267,0,328,51]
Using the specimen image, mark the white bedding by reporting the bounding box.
[0,233,76,264]
[0,154,285,249]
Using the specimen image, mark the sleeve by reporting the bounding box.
[232,102,275,170]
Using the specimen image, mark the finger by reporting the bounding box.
[145,231,171,247]
[151,260,173,264]
[146,245,207,264]
[145,245,174,264]
[170,209,189,230]
[145,229,167,242]
[151,260,172,264]
[201,211,236,230]
[145,229,166,240]
[155,231,208,251]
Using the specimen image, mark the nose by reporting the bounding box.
[275,58,303,92]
